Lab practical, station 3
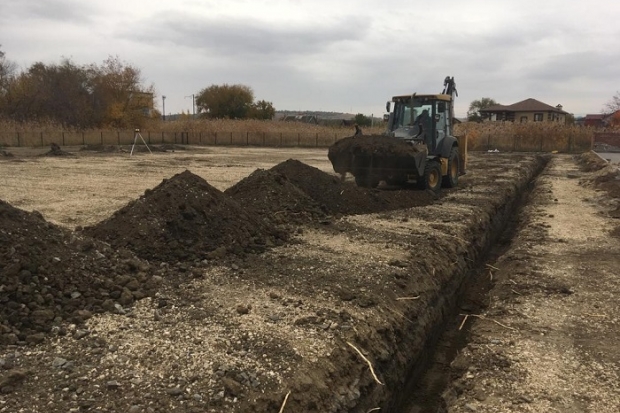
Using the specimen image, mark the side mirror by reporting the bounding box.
[386,101,391,113]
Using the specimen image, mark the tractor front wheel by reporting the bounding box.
[418,161,442,193]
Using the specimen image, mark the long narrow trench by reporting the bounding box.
[389,161,546,413]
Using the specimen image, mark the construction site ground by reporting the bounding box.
[1,145,619,412]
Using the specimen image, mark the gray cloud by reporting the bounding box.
[123,11,369,57]
[1,0,97,23]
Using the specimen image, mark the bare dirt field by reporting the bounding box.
[1,145,619,412]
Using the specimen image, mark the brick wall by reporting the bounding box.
[594,132,620,147]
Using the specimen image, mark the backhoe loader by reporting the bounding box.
[328,76,467,192]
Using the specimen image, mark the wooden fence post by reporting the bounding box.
[539,135,543,152]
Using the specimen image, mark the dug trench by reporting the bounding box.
[0,152,550,412]
[391,158,544,413]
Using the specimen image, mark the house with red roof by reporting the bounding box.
[480,98,568,123]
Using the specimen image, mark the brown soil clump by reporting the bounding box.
[270,159,438,215]
[576,151,608,171]
[80,144,122,152]
[0,199,155,345]
[83,170,286,263]
[224,168,328,225]
[41,143,74,157]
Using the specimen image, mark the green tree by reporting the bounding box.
[354,113,372,127]
[248,99,276,120]
[467,97,498,122]
[196,84,254,119]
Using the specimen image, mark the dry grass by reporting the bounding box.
[0,118,594,153]
[0,119,386,148]
[455,122,594,153]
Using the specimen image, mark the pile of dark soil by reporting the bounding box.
[83,170,286,263]
[270,159,438,215]
[80,144,122,152]
[41,143,74,157]
[0,199,155,345]
[159,144,186,151]
[330,135,424,157]
[576,151,608,172]
[224,169,328,225]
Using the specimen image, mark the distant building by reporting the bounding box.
[582,111,620,128]
[480,98,568,123]
[282,114,318,124]
[583,114,607,128]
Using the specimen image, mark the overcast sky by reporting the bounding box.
[2,0,619,117]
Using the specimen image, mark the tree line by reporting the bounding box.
[0,47,276,129]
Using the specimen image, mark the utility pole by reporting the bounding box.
[162,95,166,121]
[185,94,195,118]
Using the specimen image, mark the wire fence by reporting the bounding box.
[0,128,599,153]
[0,130,353,148]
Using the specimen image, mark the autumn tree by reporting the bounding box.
[196,84,254,119]
[195,84,276,120]
[0,46,16,97]
[0,54,153,128]
[605,91,620,113]
[248,99,276,120]
[354,113,372,127]
[467,97,498,122]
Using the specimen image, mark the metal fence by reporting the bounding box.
[0,130,352,148]
[0,129,595,153]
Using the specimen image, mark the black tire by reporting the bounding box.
[355,173,368,187]
[355,171,380,188]
[418,161,442,193]
[442,147,459,188]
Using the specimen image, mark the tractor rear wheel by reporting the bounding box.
[442,147,459,188]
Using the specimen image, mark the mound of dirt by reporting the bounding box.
[83,170,286,263]
[270,159,389,214]
[224,169,328,224]
[41,143,74,157]
[270,159,439,215]
[330,135,424,157]
[80,144,122,152]
[0,199,156,345]
[576,151,608,172]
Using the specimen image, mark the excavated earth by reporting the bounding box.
[0,148,618,413]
